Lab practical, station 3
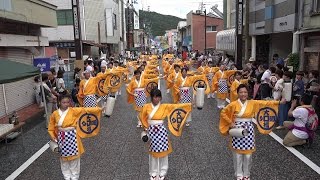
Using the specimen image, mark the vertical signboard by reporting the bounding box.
[235,0,243,69]
[72,0,83,60]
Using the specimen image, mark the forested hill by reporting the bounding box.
[139,10,185,36]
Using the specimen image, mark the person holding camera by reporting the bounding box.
[283,93,317,147]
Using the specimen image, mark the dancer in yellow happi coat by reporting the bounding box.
[126,70,160,127]
[48,95,102,180]
[140,89,191,180]
[77,70,110,107]
[230,71,249,102]
[220,84,284,180]
[204,61,219,99]
[173,68,209,126]
[212,64,237,109]
[166,64,182,101]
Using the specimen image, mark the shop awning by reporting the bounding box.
[216,29,236,51]
[0,59,40,84]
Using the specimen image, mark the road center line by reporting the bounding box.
[6,142,50,180]
[226,98,320,174]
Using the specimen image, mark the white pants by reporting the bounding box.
[149,155,168,177]
[137,112,142,126]
[233,152,252,178]
[186,112,192,123]
[216,98,226,108]
[60,157,80,180]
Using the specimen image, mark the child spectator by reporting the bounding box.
[293,71,305,97]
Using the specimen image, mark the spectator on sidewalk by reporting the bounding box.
[56,70,67,95]
[273,54,285,67]
[276,71,293,129]
[306,70,319,96]
[293,71,305,97]
[41,73,57,128]
[57,57,65,72]
[33,76,43,108]
[283,93,314,147]
[71,82,80,107]
[257,64,272,99]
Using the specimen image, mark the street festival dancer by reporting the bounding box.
[220,84,285,180]
[140,89,191,180]
[212,64,237,109]
[173,67,209,127]
[77,70,110,107]
[48,95,102,180]
[204,61,219,99]
[126,69,160,127]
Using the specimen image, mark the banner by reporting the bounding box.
[77,107,102,138]
[167,103,192,136]
[103,72,122,93]
[33,58,50,72]
[255,104,279,134]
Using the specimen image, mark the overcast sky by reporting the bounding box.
[136,0,224,19]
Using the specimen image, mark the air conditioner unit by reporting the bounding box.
[196,10,201,14]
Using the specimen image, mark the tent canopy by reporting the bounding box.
[0,59,40,84]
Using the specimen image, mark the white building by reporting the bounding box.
[41,0,126,59]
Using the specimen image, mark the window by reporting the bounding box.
[113,13,117,30]
[57,10,74,25]
[0,0,12,11]
[312,0,320,14]
[206,26,217,32]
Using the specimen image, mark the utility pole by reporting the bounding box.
[235,0,244,69]
[244,0,250,63]
[72,0,83,70]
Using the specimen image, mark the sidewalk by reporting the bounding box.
[0,104,44,124]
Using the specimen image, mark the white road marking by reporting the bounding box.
[6,142,50,180]
[236,102,320,175]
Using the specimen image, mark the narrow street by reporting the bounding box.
[1,78,319,180]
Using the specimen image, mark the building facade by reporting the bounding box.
[0,0,57,117]
[186,11,224,53]
[42,0,126,59]
[219,0,299,64]
[298,0,320,72]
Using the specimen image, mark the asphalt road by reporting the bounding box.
[1,72,320,180]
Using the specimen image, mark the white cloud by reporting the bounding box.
[136,0,224,19]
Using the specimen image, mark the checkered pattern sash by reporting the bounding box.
[58,129,79,157]
[134,88,147,108]
[231,121,255,150]
[180,87,192,103]
[148,124,169,153]
[218,79,228,93]
[84,95,97,107]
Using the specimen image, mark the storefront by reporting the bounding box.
[216,29,235,55]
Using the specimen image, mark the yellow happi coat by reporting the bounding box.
[48,107,101,161]
[78,73,109,106]
[197,66,206,74]
[167,71,182,92]
[212,70,237,100]
[219,100,279,154]
[204,66,219,91]
[126,77,159,112]
[173,75,209,104]
[140,103,192,158]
